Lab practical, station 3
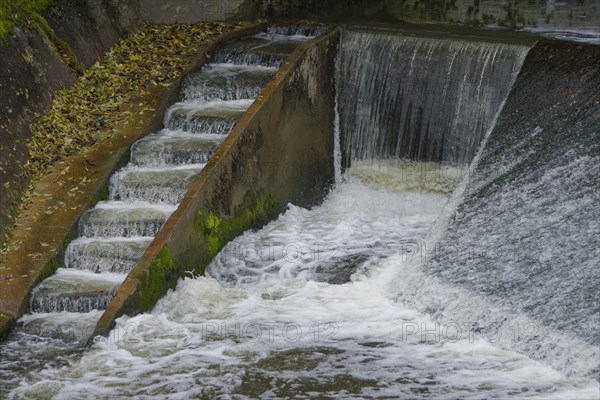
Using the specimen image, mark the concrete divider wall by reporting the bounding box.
[94,29,340,337]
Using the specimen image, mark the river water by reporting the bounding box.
[5,162,599,399]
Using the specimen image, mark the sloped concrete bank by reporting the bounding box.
[0,23,266,341]
[0,0,144,249]
[93,29,340,337]
[0,0,258,250]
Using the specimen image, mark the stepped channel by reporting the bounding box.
[0,27,318,396]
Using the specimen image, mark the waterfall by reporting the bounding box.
[340,30,529,165]
[333,31,343,184]
[388,40,600,380]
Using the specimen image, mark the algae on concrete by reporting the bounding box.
[195,194,277,260]
[0,0,78,69]
[139,244,176,312]
[132,194,277,314]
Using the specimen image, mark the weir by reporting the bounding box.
[419,40,600,379]
[340,28,530,165]
[1,19,599,399]
[1,23,339,396]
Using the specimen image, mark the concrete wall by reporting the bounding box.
[0,27,76,250]
[270,0,600,31]
[46,0,144,68]
[424,39,600,376]
[94,29,340,337]
[141,0,263,23]
[1,1,149,247]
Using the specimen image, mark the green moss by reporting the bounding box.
[0,1,79,70]
[101,194,278,330]
[37,227,78,284]
[0,3,13,38]
[25,0,58,14]
[23,7,80,71]
[0,0,58,40]
[90,184,110,208]
[139,244,175,312]
[204,212,221,235]
[195,194,277,261]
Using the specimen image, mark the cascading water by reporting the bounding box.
[0,27,314,397]
[214,32,309,68]
[340,30,529,164]
[391,39,600,380]
[6,164,598,398]
[2,26,598,399]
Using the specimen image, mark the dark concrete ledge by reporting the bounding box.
[0,23,266,342]
[93,28,341,338]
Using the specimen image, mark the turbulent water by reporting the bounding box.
[340,30,529,164]
[1,26,598,400]
[4,165,599,399]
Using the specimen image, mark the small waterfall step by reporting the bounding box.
[65,237,153,273]
[253,32,313,53]
[165,99,253,134]
[214,40,286,68]
[16,310,104,342]
[181,63,277,102]
[29,269,125,313]
[164,116,236,135]
[214,33,310,67]
[131,131,223,167]
[167,99,254,122]
[78,201,176,238]
[109,164,204,204]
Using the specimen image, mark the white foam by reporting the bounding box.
[9,165,598,398]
